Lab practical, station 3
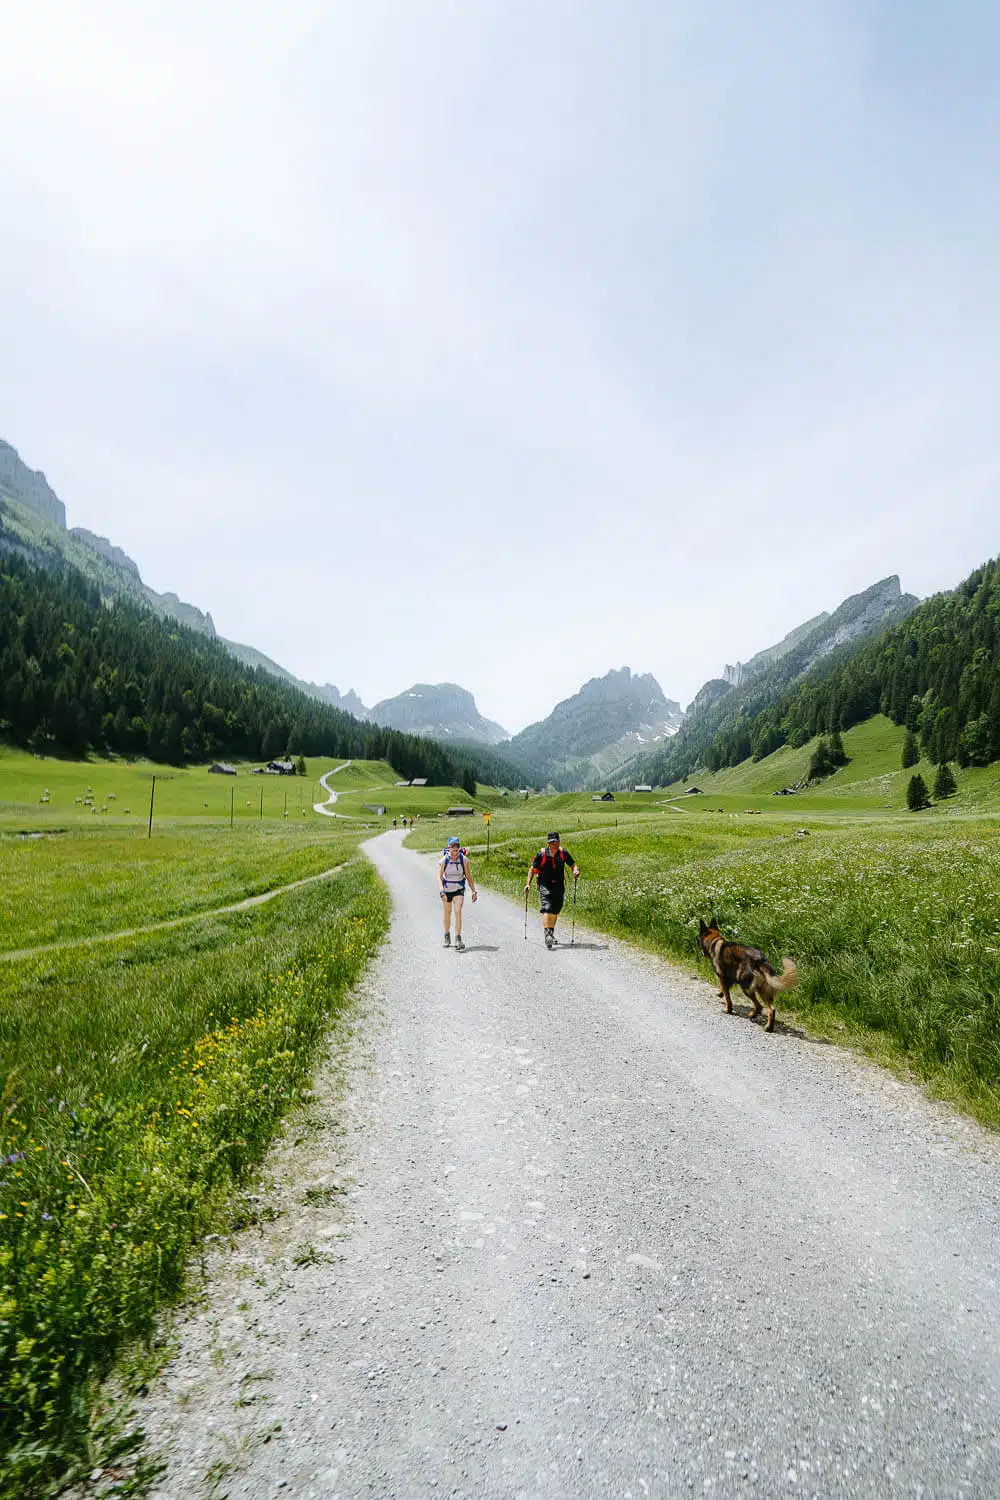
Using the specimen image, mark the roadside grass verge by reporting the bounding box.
[0,858,388,1498]
[413,815,1000,1130]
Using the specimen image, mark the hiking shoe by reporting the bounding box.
[454,935,465,952]
[443,933,451,948]
[544,931,554,949]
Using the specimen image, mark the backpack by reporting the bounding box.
[441,847,468,889]
[535,845,567,877]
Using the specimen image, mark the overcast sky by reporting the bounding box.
[2,2,998,733]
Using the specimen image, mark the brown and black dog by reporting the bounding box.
[698,918,797,1032]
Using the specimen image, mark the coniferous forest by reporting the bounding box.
[0,553,470,783]
[701,557,1000,773]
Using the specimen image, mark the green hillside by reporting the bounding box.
[658,716,1000,814]
[322,759,396,790]
[0,552,469,785]
[666,556,1000,782]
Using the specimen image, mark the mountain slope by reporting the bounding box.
[0,438,368,712]
[619,577,918,786]
[714,555,1000,772]
[0,440,66,527]
[0,548,471,783]
[723,610,829,688]
[368,683,508,744]
[509,667,683,789]
[308,684,370,718]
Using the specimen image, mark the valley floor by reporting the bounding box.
[134,833,1000,1499]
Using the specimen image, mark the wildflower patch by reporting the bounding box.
[0,859,388,1498]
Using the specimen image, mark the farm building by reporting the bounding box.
[268,758,296,775]
[363,802,386,815]
[633,784,652,792]
[209,762,237,776]
[685,786,703,794]
[394,780,411,788]
[411,777,428,787]
[447,806,474,816]
[591,791,615,802]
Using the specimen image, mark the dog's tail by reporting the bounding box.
[766,957,798,994]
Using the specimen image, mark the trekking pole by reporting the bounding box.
[524,885,529,941]
[571,876,578,945]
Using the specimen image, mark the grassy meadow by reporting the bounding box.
[0,753,396,1497]
[0,748,481,833]
[415,717,1000,1129]
[5,723,1000,1494]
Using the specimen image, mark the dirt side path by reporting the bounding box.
[0,862,348,963]
[137,831,1000,1498]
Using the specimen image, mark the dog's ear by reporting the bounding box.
[698,918,708,934]
[709,915,719,931]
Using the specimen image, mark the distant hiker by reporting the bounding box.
[440,835,477,951]
[393,816,398,829]
[525,832,579,949]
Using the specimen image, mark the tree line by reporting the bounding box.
[627,557,1000,783]
[0,553,476,786]
[721,557,1000,771]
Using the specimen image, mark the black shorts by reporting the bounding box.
[442,888,464,902]
[538,885,564,915]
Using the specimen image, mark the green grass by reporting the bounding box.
[317,759,395,790]
[0,779,389,1497]
[0,748,491,834]
[0,825,362,954]
[659,717,1000,815]
[319,779,485,821]
[0,747,343,828]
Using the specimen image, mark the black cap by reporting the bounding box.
[546,831,560,842]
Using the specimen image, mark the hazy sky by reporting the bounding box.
[2,2,998,732]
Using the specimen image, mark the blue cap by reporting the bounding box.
[447,836,461,846]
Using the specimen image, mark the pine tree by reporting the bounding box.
[906,773,930,811]
[295,755,307,776]
[808,739,832,780]
[933,761,956,799]
[827,729,849,767]
[901,728,918,768]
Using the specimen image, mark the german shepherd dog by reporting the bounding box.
[698,918,797,1032]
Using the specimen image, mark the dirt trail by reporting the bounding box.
[136,830,1000,1498]
[0,862,348,963]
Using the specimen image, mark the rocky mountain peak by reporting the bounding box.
[509,667,683,788]
[368,683,509,744]
[0,440,66,530]
[578,665,672,709]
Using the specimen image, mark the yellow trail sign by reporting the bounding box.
[483,812,491,824]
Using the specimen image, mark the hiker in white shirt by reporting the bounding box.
[439,836,477,951]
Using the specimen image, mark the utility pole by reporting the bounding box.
[259,786,264,821]
[230,785,234,829]
[147,775,156,839]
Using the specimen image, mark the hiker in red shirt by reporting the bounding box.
[525,832,580,949]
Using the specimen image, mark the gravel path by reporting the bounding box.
[314,762,352,818]
[313,762,391,821]
[138,831,1000,1499]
